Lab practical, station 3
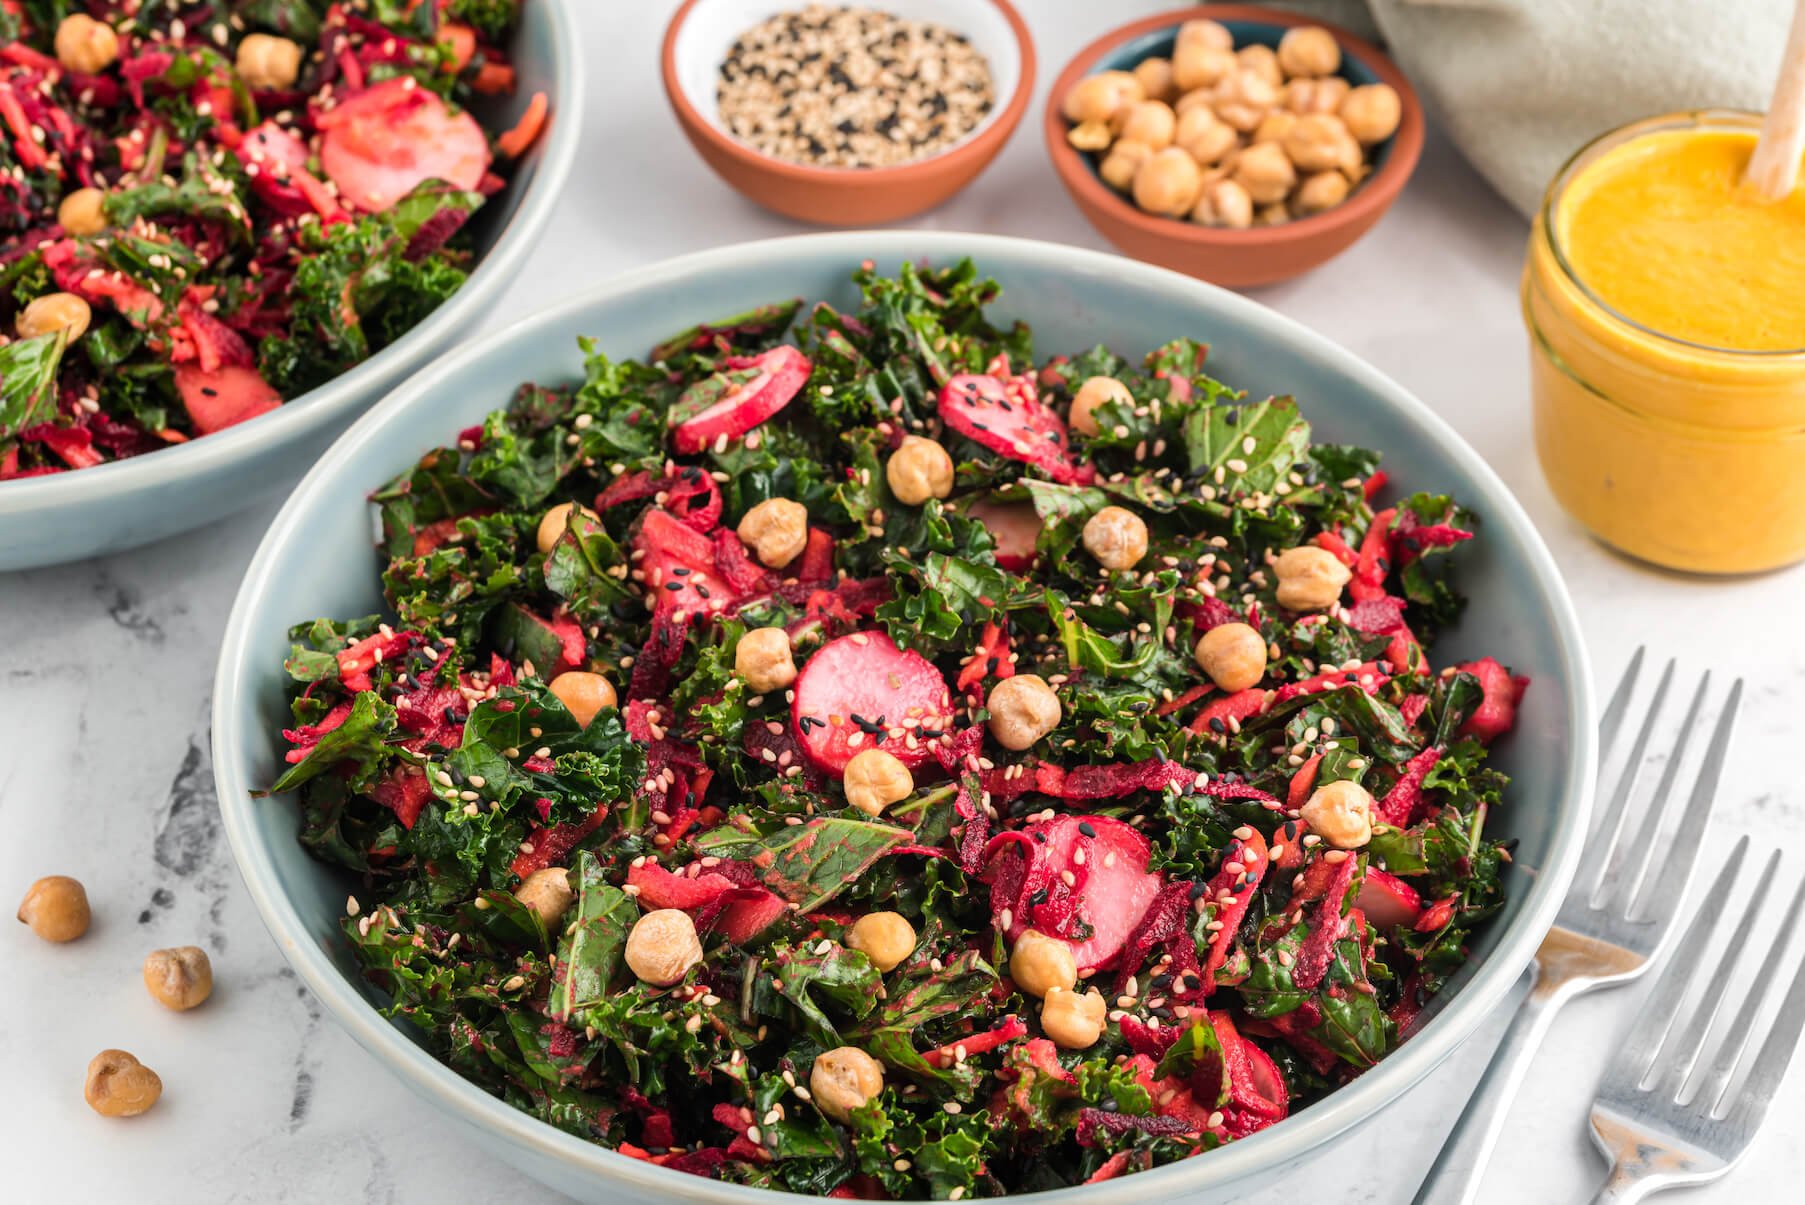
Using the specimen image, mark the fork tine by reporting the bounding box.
[1631,680,1744,925]
[1722,874,1805,1127]
[1655,850,1782,1098]
[1610,837,1750,1085]
[1580,659,1676,899]
[1595,672,1711,914]
[1597,646,1646,764]
[1701,872,1805,1116]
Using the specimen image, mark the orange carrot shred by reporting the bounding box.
[496,91,548,159]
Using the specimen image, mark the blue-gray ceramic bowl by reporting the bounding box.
[213,231,1594,1203]
[0,0,584,571]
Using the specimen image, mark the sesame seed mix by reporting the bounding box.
[716,5,994,169]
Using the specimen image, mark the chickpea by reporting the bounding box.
[142,946,212,1012]
[548,671,615,726]
[624,908,703,986]
[1175,19,1234,56]
[1172,43,1236,94]
[1041,987,1108,1049]
[1211,69,1279,132]
[1283,113,1360,174]
[735,626,797,693]
[1082,505,1149,571]
[1253,110,1298,146]
[513,867,574,928]
[1277,27,1342,79]
[55,14,118,75]
[1099,138,1153,192]
[737,497,809,569]
[236,33,304,91]
[986,674,1061,751]
[842,748,912,817]
[1132,56,1176,103]
[536,501,598,555]
[17,292,91,341]
[17,875,90,942]
[1340,83,1402,144]
[1195,622,1268,692]
[1285,75,1350,116]
[1236,44,1284,89]
[1273,545,1352,612]
[1069,375,1130,437]
[1191,178,1254,229]
[1176,107,1238,166]
[885,435,953,506]
[1300,779,1375,849]
[1066,119,1112,152]
[1010,929,1077,998]
[1132,146,1203,218]
[1062,71,1143,125]
[1255,202,1289,227]
[847,911,916,972]
[84,1050,161,1118]
[1115,100,1176,150]
[810,1047,885,1123]
[57,188,107,236]
[1294,169,1352,216]
[1232,141,1296,206]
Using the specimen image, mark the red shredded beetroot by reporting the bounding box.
[1376,745,1442,827]
[923,1015,1027,1067]
[1290,853,1359,992]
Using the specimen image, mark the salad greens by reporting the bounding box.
[0,1,539,479]
[269,258,1527,1196]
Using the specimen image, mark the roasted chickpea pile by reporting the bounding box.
[1062,20,1404,229]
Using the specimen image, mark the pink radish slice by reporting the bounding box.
[175,364,282,434]
[790,631,955,776]
[634,508,735,618]
[939,372,1092,484]
[968,498,1042,570]
[988,814,1165,973]
[1354,866,1424,929]
[669,345,811,455]
[318,79,490,212]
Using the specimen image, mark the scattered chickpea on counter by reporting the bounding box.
[17,874,90,942]
[142,946,213,1012]
[84,1050,161,1118]
[1062,19,1403,229]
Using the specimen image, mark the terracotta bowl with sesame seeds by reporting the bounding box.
[662,0,1034,225]
[1045,6,1424,289]
[215,231,1594,1205]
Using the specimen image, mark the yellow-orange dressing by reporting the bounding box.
[1525,114,1805,574]
[1556,129,1805,351]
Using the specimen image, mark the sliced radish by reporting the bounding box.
[1458,657,1527,743]
[790,631,954,776]
[939,372,1092,484]
[175,363,282,434]
[1354,866,1423,929]
[967,498,1042,570]
[986,814,1164,973]
[669,345,810,455]
[318,78,490,212]
[634,508,735,619]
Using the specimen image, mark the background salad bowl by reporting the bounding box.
[0,0,583,572]
[213,231,1594,1203]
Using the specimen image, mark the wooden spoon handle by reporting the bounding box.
[1747,0,1805,200]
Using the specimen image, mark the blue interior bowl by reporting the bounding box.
[213,231,1595,1204]
[0,0,585,571]
[1078,21,1395,193]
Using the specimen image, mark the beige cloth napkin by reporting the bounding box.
[1262,0,1792,217]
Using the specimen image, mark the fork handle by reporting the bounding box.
[1587,1161,1662,1204]
[1412,964,1583,1205]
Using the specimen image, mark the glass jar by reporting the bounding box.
[1524,110,1805,575]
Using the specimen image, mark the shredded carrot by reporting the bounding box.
[437,22,477,73]
[1,42,58,73]
[155,429,190,444]
[472,60,516,94]
[0,85,48,170]
[495,90,547,158]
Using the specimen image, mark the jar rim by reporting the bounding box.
[1539,109,1805,360]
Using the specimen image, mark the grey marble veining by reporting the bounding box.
[5,2,1803,1201]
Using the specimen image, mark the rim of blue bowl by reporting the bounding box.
[0,0,585,527]
[214,230,1596,1204]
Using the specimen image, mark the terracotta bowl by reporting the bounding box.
[662,0,1033,225]
[1045,5,1424,288]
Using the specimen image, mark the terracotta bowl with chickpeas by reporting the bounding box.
[1045,6,1423,288]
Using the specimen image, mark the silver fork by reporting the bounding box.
[1588,838,1805,1202]
[1413,649,1744,1205]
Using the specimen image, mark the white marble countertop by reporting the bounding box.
[5,2,1803,1201]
